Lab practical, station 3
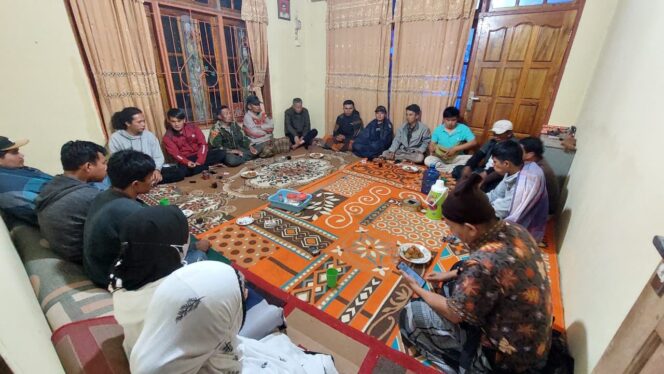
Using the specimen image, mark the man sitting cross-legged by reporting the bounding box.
[0,136,52,225]
[382,104,431,164]
[324,99,363,152]
[35,141,108,263]
[424,106,477,170]
[487,140,549,242]
[453,119,519,192]
[399,173,552,373]
[285,98,318,150]
[209,105,257,167]
[163,108,225,178]
[352,105,393,159]
[243,95,278,158]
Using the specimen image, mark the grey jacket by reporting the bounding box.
[109,130,165,170]
[35,175,100,263]
[388,121,431,153]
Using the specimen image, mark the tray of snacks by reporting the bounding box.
[399,243,432,264]
[268,189,312,213]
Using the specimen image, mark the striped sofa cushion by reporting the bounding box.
[11,224,114,332]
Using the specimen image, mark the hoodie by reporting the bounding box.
[109,130,165,170]
[35,175,100,263]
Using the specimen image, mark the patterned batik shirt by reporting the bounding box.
[447,221,553,372]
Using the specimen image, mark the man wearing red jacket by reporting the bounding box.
[162,108,225,179]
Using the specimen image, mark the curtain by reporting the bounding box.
[241,0,269,109]
[326,0,392,134]
[68,0,165,139]
[390,0,476,130]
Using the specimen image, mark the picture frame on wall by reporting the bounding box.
[278,0,291,20]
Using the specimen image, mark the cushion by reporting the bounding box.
[52,316,128,374]
[11,224,113,331]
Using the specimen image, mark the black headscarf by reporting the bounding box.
[442,173,496,224]
[109,205,189,291]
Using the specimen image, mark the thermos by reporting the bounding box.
[425,179,448,220]
[421,164,440,194]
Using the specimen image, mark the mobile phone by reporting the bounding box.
[398,262,426,288]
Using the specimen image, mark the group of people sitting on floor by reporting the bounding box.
[0,93,562,373]
[0,138,336,372]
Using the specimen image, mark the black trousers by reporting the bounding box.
[174,148,226,179]
[287,129,318,146]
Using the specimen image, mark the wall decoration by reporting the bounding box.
[278,0,291,20]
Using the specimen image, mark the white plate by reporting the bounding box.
[240,170,258,179]
[402,165,419,173]
[181,209,194,218]
[236,216,255,226]
[309,153,324,159]
[399,243,432,264]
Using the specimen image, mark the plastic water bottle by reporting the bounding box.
[425,180,448,220]
[421,164,440,194]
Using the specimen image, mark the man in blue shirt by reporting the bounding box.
[424,107,477,170]
[0,136,52,225]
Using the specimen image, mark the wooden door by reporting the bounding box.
[462,10,576,139]
[594,237,664,373]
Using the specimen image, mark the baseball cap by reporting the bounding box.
[0,136,29,151]
[245,95,262,106]
[491,120,513,135]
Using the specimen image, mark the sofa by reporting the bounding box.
[3,215,129,373]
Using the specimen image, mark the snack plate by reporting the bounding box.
[402,165,419,173]
[309,153,324,159]
[236,216,255,226]
[240,170,258,179]
[399,243,432,264]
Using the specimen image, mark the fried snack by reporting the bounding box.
[405,245,423,260]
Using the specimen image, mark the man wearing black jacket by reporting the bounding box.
[453,119,519,192]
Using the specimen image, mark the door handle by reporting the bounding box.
[466,91,480,111]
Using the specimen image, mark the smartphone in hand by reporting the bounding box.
[398,262,426,288]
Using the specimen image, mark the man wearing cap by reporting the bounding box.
[453,119,518,192]
[382,104,431,163]
[243,95,276,158]
[352,105,393,159]
[0,136,52,225]
[285,98,318,150]
[398,173,552,373]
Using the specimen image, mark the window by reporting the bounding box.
[491,0,573,9]
[145,0,260,126]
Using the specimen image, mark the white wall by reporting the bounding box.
[266,0,327,137]
[0,219,63,373]
[548,0,619,128]
[558,0,664,371]
[0,0,105,175]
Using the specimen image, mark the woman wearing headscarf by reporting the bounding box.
[111,206,285,361]
[398,174,553,373]
[110,205,191,358]
[130,261,338,374]
[352,105,393,159]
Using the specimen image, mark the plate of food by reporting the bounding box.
[399,243,432,264]
[236,216,255,226]
[240,170,258,179]
[402,165,419,173]
[309,152,324,159]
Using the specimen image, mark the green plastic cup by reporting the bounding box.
[159,198,170,206]
[326,267,339,288]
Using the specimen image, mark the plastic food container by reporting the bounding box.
[268,189,313,213]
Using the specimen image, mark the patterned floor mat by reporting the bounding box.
[198,164,565,365]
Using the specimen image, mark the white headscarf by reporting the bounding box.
[130,261,246,374]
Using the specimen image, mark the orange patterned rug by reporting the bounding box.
[198,161,565,366]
